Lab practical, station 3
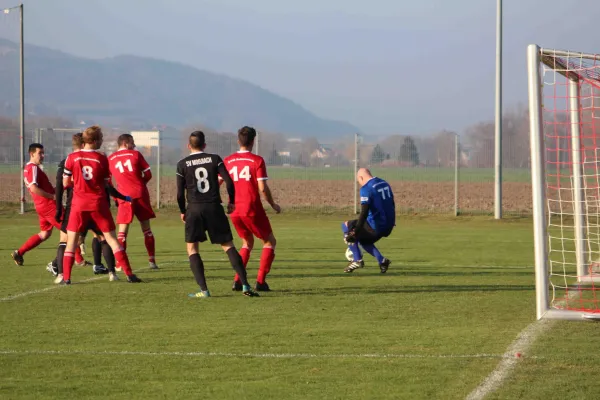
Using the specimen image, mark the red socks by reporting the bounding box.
[234,247,251,283]
[75,246,84,264]
[114,249,133,276]
[143,229,155,263]
[257,247,275,284]
[63,251,74,281]
[18,234,44,255]
[117,232,127,250]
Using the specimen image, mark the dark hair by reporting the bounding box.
[117,133,134,147]
[238,126,256,147]
[28,143,43,154]
[189,131,206,150]
[72,133,83,149]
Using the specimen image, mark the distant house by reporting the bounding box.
[311,145,334,159]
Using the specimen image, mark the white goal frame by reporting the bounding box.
[528,44,600,321]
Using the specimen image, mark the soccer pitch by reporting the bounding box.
[0,211,598,399]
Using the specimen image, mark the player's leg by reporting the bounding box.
[186,242,210,298]
[49,207,71,276]
[11,213,54,265]
[140,219,158,269]
[357,223,390,273]
[116,198,133,250]
[134,195,158,269]
[56,229,80,284]
[184,207,210,298]
[342,220,364,273]
[230,215,254,291]
[254,215,275,291]
[220,241,258,297]
[93,207,141,283]
[90,230,110,275]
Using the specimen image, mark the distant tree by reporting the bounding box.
[399,136,420,166]
[370,144,386,165]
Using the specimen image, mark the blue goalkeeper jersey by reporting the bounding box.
[360,177,396,235]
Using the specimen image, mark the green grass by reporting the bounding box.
[0,211,597,399]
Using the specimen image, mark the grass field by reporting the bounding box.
[1,210,599,399]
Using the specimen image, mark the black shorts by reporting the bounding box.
[348,220,384,245]
[185,203,233,244]
[61,206,102,236]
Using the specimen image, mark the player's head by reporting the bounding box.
[117,133,135,150]
[237,126,257,150]
[82,125,104,149]
[356,168,373,187]
[28,143,44,164]
[72,133,83,151]
[189,130,206,152]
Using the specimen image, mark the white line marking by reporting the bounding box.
[0,349,543,360]
[0,263,175,302]
[465,319,555,400]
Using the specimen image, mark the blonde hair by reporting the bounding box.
[82,125,103,144]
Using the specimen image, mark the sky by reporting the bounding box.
[0,0,599,135]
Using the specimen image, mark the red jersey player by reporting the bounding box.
[58,125,142,284]
[222,126,281,291]
[108,134,158,270]
[11,143,62,266]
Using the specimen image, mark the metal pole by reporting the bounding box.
[19,4,25,214]
[454,134,459,217]
[354,133,359,214]
[569,80,587,279]
[527,44,549,320]
[255,131,260,156]
[494,0,503,219]
[156,131,161,209]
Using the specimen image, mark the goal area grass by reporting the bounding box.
[0,210,597,399]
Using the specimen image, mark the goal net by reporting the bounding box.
[528,44,600,320]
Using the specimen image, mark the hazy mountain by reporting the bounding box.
[0,38,359,137]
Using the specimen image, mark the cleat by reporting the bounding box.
[232,280,243,291]
[379,258,391,274]
[11,250,24,266]
[46,262,58,276]
[58,279,71,285]
[255,281,271,292]
[344,260,364,273]
[93,264,109,275]
[54,274,69,285]
[109,272,119,282]
[126,274,143,283]
[79,243,86,255]
[148,262,159,270]
[188,290,211,298]
[242,285,260,297]
[115,266,122,272]
[75,260,92,267]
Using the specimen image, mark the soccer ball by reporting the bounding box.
[345,247,354,262]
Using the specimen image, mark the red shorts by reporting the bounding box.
[37,208,62,232]
[67,205,115,233]
[231,212,272,241]
[116,194,156,225]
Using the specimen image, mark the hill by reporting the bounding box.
[0,39,359,137]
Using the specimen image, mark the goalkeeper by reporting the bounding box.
[342,168,395,273]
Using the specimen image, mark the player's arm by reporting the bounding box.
[28,184,55,200]
[176,163,186,216]
[217,162,235,206]
[347,190,370,242]
[105,181,130,202]
[55,162,65,220]
[139,153,152,183]
[24,166,54,199]
[257,180,281,213]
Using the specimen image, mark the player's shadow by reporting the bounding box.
[276,284,535,296]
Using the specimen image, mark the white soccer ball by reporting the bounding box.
[345,247,354,262]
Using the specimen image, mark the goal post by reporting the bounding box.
[528,44,600,320]
[130,131,161,209]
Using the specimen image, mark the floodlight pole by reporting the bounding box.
[454,133,460,217]
[494,0,503,219]
[19,4,25,214]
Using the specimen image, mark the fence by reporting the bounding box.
[0,127,532,216]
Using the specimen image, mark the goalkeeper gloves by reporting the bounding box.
[345,229,357,243]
